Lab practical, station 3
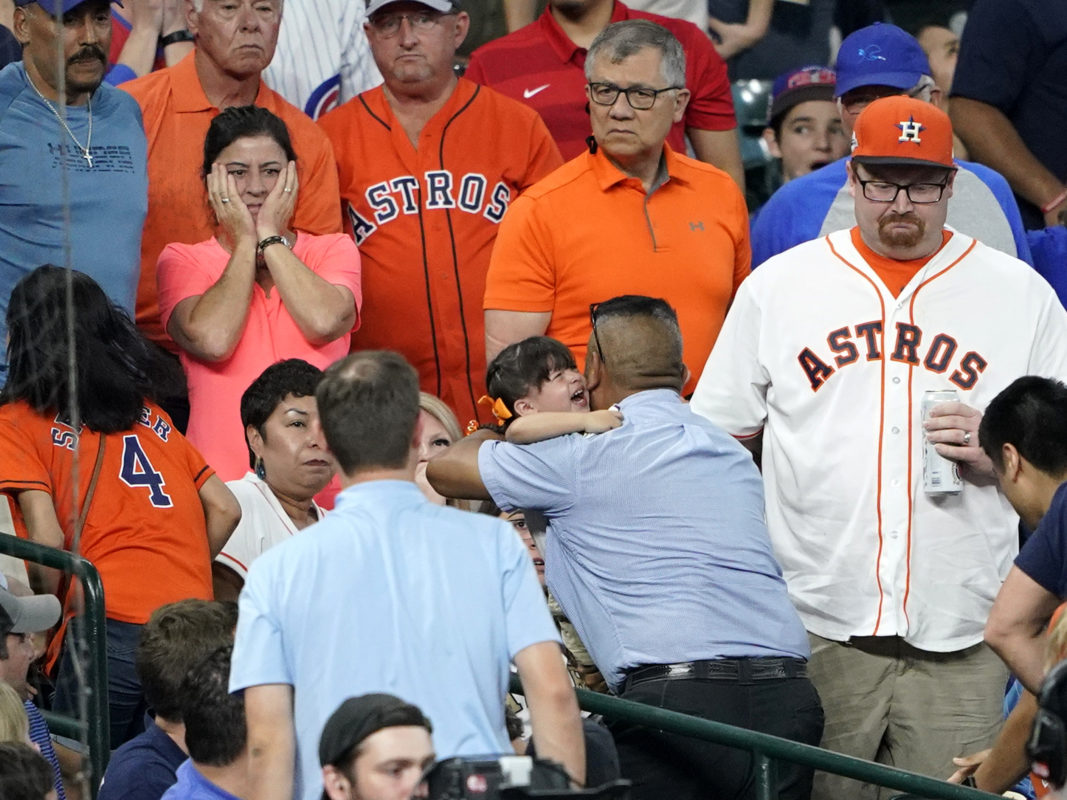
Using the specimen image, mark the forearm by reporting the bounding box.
[950,98,1065,217]
[199,476,241,559]
[518,643,586,786]
[484,309,551,365]
[264,247,356,343]
[974,690,1035,793]
[169,243,257,361]
[502,0,536,31]
[987,631,1047,694]
[425,432,496,500]
[244,685,296,800]
[16,490,65,596]
[506,413,591,444]
[687,127,745,192]
[114,25,161,79]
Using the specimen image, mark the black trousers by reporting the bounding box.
[610,673,824,800]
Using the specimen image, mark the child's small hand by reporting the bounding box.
[583,409,623,433]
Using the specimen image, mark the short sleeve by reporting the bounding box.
[156,243,222,332]
[478,437,577,515]
[482,193,557,312]
[299,233,363,328]
[1015,490,1067,596]
[677,23,736,132]
[230,562,293,691]
[499,523,561,658]
[0,407,52,496]
[690,278,769,437]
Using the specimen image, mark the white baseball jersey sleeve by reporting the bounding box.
[691,227,1067,651]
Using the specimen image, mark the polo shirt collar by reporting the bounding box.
[588,142,689,190]
[538,0,633,65]
[171,49,272,113]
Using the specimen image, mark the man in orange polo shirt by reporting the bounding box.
[122,0,341,355]
[483,20,749,395]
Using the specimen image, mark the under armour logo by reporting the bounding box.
[897,116,925,143]
[857,44,887,62]
[689,221,704,231]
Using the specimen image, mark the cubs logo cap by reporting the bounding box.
[767,65,837,126]
[834,22,931,98]
[366,0,457,16]
[851,95,954,170]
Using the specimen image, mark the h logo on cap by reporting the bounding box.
[897,117,924,144]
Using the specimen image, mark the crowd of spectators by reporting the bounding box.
[1,0,1067,799]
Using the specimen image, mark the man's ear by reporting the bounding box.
[845,159,858,198]
[762,127,782,159]
[584,347,603,392]
[1001,442,1023,482]
[13,6,32,46]
[679,362,691,390]
[321,765,351,800]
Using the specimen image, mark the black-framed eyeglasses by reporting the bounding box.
[587,82,683,110]
[368,9,454,36]
[857,178,950,205]
[589,302,607,365]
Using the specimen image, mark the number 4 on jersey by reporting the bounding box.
[119,435,173,508]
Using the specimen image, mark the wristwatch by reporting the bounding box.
[257,235,291,254]
[160,30,195,47]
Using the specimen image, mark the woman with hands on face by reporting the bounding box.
[157,105,362,482]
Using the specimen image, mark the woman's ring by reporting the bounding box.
[221,197,231,203]
[963,431,972,445]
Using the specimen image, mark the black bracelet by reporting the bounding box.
[159,30,195,47]
[257,235,291,254]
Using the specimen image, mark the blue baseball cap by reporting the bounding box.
[13,0,121,12]
[834,22,931,98]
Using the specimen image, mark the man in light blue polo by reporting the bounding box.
[428,295,822,800]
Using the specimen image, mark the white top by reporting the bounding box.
[624,0,707,33]
[691,228,1067,651]
[263,0,382,118]
[216,472,325,579]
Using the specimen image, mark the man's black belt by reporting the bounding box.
[622,657,807,691]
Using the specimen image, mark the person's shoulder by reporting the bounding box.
[463,79,549,125]
[516,153,590,201]
[121,63,174,104]
[95,81,145,120]
[754,159,845,229]
[265,87,331,139]
[317,87,381,133]
[0,62,25,108]
[469,18,548,61]
[953,158,1014,195]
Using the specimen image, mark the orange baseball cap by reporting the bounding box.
[851,95,955,169]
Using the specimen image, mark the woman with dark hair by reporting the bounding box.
[157,105,361,481]
[213,359,334,602]
[0,266,241,748]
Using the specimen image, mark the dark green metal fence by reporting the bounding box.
[0,534,109,799]
[511,675,1006,800]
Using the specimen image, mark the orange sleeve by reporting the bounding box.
[483,192,557,312]
[292,129,343,235]
[732,194,752,295]
[521,114,564,189]
[0,406,52,496]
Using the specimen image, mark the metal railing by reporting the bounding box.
[0,534,110,799]
[511,675,1004,800]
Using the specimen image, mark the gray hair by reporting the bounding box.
[585,20,687,89]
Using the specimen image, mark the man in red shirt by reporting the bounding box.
[465,0,743,188]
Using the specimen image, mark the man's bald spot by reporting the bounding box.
[597,314,685,392]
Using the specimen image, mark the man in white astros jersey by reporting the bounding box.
[691,94,1067,800]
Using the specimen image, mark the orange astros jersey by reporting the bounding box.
[318,78,563,425]
[0,400,214,625]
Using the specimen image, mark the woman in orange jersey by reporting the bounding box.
[0,266,240,748]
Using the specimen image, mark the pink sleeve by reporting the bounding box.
[156,241,226,332]
[298,233,364,331]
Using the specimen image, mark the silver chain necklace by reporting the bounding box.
[26,73,93,168]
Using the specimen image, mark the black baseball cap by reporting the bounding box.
[319,693,433,768]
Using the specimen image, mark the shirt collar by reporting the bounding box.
[587,142,688,191]
[617,388,684,409]
[171,49,271,113]
[538,0,632,65]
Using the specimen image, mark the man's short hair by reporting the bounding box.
[315,352,420,475]
[137,600,238,723]
[585,20,686,89]
[179,644,245,767]
[0,742,54,800]
[240,359,324,469]
[979,376,1067,474]
[592,295,684,391]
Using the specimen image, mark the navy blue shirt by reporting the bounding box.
[1015,482,1067,596]
[99,715,185,800]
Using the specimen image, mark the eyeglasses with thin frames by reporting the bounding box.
[368,10,454,37]
[857,178,950,204]
[587,82,683,111]
[589,302,607,365]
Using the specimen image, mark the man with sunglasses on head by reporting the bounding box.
[483,19,749,399]
[692,95,1067,800]
[317,0,561,430]
[750,22,1031,271]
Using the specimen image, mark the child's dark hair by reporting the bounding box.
[485,337,578,423]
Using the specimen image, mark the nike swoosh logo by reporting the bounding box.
[523,84,550,99]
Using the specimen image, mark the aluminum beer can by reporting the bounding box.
[923,389,963,495]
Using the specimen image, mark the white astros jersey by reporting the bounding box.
[264,0,382,119]
[691,227,1067,651]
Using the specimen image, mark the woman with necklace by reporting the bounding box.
[157,105,361,481]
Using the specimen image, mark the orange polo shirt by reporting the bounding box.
[484,144,750,394]
[122,52,342,347]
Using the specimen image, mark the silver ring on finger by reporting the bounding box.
[283,187,292,193]
[221,197,231,203]
[963,430,972,445]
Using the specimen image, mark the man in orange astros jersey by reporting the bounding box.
[317,0,562,427]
